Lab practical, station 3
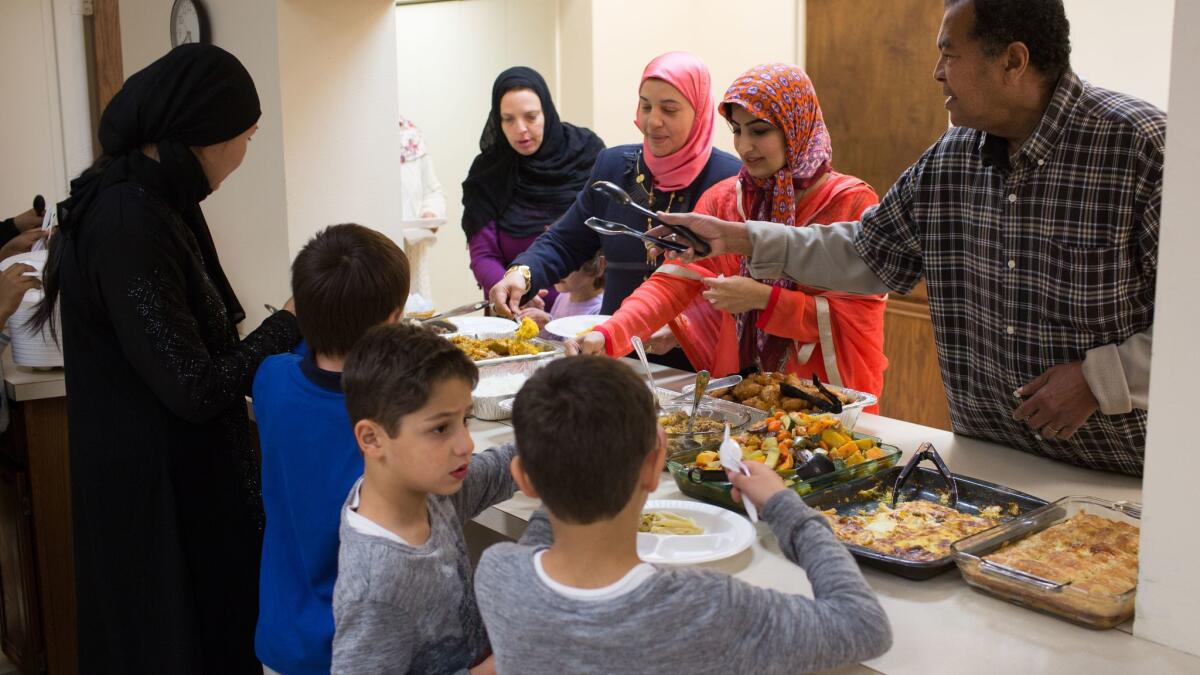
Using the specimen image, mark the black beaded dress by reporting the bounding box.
[49,45,302,674]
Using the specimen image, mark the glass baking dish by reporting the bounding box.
[701,381,877,431]
[951,495,1142,629]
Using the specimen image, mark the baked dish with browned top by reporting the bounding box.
[822,500,1002,562]
[982,513,1139,595]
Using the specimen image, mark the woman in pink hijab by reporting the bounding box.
[493,52,741,369]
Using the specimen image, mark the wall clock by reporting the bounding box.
[170,0,211,47]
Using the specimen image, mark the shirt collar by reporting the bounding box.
[300,348,343,393]
[978,70,1083,171]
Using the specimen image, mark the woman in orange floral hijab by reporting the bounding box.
[581,64,888,405]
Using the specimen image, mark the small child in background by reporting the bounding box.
[475,356,893,675]
[518,253,605,335]
[332,324,517,675]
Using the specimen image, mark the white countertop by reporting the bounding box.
[2,348,65,402]
[468,361,1200,675]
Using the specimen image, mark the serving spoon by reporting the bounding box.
[686,370,711,436]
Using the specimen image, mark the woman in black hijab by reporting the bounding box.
[32,45,300,673]
[462,66,604,304]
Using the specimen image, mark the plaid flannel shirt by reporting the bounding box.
[854,71,1163,475]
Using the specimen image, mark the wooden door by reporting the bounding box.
[806,0,952,429]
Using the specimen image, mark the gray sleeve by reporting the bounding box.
[332,600,427,675]
[729,490,892,672]
[518,507,555,547]
[453,442,518,522]
[1082,326,1153,414]
[745,220,892,295]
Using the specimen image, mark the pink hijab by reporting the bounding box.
[635,52,716,192]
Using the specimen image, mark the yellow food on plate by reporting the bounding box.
[639,511,705,535]
[513,316,539,340]
[822,500,1003,562]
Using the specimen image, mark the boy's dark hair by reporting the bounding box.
[291,223,410,358]
[512,356,658,524]
[343,323,478,437]
[948,0,1071,81]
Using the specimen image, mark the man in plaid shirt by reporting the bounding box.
[651,0,1160,475]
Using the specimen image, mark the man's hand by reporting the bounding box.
[727,459,788,512]
[646,212,752,263]
[646,325,678,354]
[0,263,41,326]
[0,229,48,261]
[701,275,773,314]
[1013,361,1098,440]
[488,269,529,318]
[11,209,43,232]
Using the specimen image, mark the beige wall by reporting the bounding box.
[0,0,87,214]
[1136,0,1198,657]
[121,0,403,330]
[395,0,559,309]
[1064,0,1174,110]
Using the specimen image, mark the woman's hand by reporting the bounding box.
[646,325,678,354]
[727,459,788,512]
[517,306,551,329]
[566,331,606,356]
[700,275,773,314]
[0,229,48,261]
[489,269,528,318]
[0,263,41,327]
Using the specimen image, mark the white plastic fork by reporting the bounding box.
[719,423,758,523]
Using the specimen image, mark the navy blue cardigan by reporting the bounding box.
[512,143,741,315]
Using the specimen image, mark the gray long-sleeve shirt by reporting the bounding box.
[331,442,518,675]
[475,490,892,675]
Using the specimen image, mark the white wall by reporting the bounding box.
[1134,0,1199,657]
[395,0,559,309]
[1063,0,1174,110]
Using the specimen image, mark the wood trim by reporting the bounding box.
[91,0,123,115]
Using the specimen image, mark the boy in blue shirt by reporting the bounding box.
[254,223,410,675]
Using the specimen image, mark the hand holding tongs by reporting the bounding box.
[780,374,844,414]
[890,442,958,509]
[590,181,712,256]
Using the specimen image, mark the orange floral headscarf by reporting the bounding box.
[720,63,832,227]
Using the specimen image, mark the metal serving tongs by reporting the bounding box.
[590,181,712,256]
[890,442,958,509]
[421,300,489,323]
[585,217,689,253]
[780,374,844,414]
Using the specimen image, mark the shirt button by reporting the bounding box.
[1007,260,1016,269]
[1037,159,1045,167]
[1006,326,1015,335]
[1008,193,1017,203]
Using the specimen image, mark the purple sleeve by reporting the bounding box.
[467,221,509,294]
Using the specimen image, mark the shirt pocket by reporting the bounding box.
[1038,239,1126,336]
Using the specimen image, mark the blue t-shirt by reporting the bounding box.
[253,349,362,675]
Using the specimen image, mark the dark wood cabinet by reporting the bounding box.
[0,456,42,674]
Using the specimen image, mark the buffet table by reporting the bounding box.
[468,361,1200,675]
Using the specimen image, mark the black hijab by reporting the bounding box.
[461,66,604,239]
[52,43,259,324]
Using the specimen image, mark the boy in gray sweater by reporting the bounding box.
[475,356,893,675]
[332,324,514,675]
